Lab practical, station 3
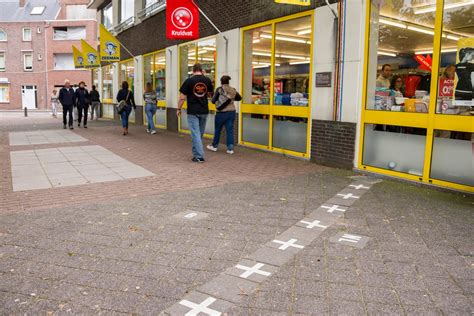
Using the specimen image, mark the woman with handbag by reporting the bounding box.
[116,81,136,136]
[75,81,90,128]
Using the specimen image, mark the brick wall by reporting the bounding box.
[311,119,356,169]
[118,0,331,58]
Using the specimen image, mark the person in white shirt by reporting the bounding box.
[376,64,392,89]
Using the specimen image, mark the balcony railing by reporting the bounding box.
[138,0,166,20]
[114,16,135,33]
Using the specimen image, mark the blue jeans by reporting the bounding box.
[212,111,236,150]
[187,114,208,159]
[145,103,157,130]
[120,105,132,128]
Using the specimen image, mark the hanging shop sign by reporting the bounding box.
[100,24,120,62]
[275,0,311,6]
[166,0,199,40]
[72,45,84,69]
[414,54,432,72]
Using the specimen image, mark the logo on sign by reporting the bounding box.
[171,7,194,30]
[77,56,84,65]
[87,53,97,64]
[105,41,117,56]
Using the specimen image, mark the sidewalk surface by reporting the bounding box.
[1,112,473,315]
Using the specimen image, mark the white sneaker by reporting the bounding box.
[207,145,218,152]
[146,129,150,133]
[150,130,157,135]
[226,149,234,155]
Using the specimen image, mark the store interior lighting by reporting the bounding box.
[379,18,406,29]
[289,60,311,65]
[414,0,474,14]
[407,25,435,35]
[414,48,458,55]
[297,28,312,35]
[261,33,311,44]
[377,51,397,57]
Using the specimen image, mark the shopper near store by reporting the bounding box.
[50,89,59,118]
[376,64,392,88]
[390,75,404,98]
[58,79,75,130]
[177,63,214,163]
[117,81,136,136]
[90,85,101,121]
[207,75,242,154]
[143,82,158,135]
[75,81,90,128]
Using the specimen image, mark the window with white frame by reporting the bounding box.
[66,5,96,20]
[0,29,6,41]
[23,28,32,41]
[23,53,33,71]
[53,53,75,70]
[102,3,113,29]
[0,83,9,102]
[120,0,134,22]
[0,53,5,71]
[53,26,86,40]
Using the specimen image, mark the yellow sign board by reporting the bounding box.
[80,40,100,69]
[275,0,311,6]
[100,24,120,62]
[72,45,84,69]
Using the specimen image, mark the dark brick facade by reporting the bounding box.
[311,119,356,169]
[118,0,331,58]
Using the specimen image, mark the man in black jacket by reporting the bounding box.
[75,81,90,128]
[58,80,75,129]
[90,85,101,120]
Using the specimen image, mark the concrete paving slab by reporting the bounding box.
[246,246,296,267]
[329,232,370,249]
[224,259,278,283]
[9,130,87,146]
[162,292,234,316]
[197,274,258,303]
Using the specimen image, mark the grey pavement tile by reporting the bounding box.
[326,196,360,207]
[327,269,360,285]
[197,274,258,303]
[330,299,366,315]
[397,289,433,307]
[366,302,403,315]
[275,226,324,244]
[162,291,234,316]
[328,283,363,301]
[430,292,473,313]
[246,246,296,267]
[293,295,330,314]
[294,279,326,297]
[329,232,370,249]
[404,306,444,316]
[252,290,291,312]
[422,276,465,294]
[363,286,399,305]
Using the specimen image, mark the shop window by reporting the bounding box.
[119,60,134,93]
[274,16,311,107]
[144,54,153,91]
[242,114,269,146]
[102,65,113,101]
[431,131,473,186]
[272,116,307,153]
[435,2,473,115]
[242,25,272,105]
[0,83,9,102]
[92,68,99,89]
[363,124,426,176]
[179,42,197,83]
[366,1,437,113]
[154,51,166,100]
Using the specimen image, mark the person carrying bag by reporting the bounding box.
[207,75,242,155]
[116,81,136,136]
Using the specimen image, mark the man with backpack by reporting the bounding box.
[177,63,214,163]
[207,75,241,155]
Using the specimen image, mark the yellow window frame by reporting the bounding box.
[177,35,218,139]
[358,0,473,193]
[143,49,167,129]
[239,11,314,159]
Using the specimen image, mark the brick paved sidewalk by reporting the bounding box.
[0,113,473,315]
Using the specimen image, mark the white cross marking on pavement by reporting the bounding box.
[272,238,304,250]
[300,220,328,230]
[349,184,370,190]
[235,262,271,279]
[179,297,221,316]
[338,234,362,243]
[184,212,198,218]
[321,205,346,213]
[337,193,360,199]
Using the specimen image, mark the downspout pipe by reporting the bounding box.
[325,0,340,121]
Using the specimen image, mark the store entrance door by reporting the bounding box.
[21,85,37,109]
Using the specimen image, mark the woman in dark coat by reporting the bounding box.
[116,81,136,135]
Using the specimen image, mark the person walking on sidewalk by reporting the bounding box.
[177,63,214,163]
[50,89,59,118]
[75,81,90,128]
[90,85,101,121]
[58,80,75,129]
[143,82,157,135]
[117,81,136,136]
[207,75,241,155]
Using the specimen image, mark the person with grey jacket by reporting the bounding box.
[207,75,242,155]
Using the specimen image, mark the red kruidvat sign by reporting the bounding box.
[166,0,199,40]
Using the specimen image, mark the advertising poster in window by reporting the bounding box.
[454,37,474,106]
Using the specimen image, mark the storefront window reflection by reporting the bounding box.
[436,2,473,115]
[366,0,437,113]
[119,59,134,93]
[363,124,426,176]
[431,131,473,186]
[102,65,113,102]
[274,16,311,107]
[243,25,272,105]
